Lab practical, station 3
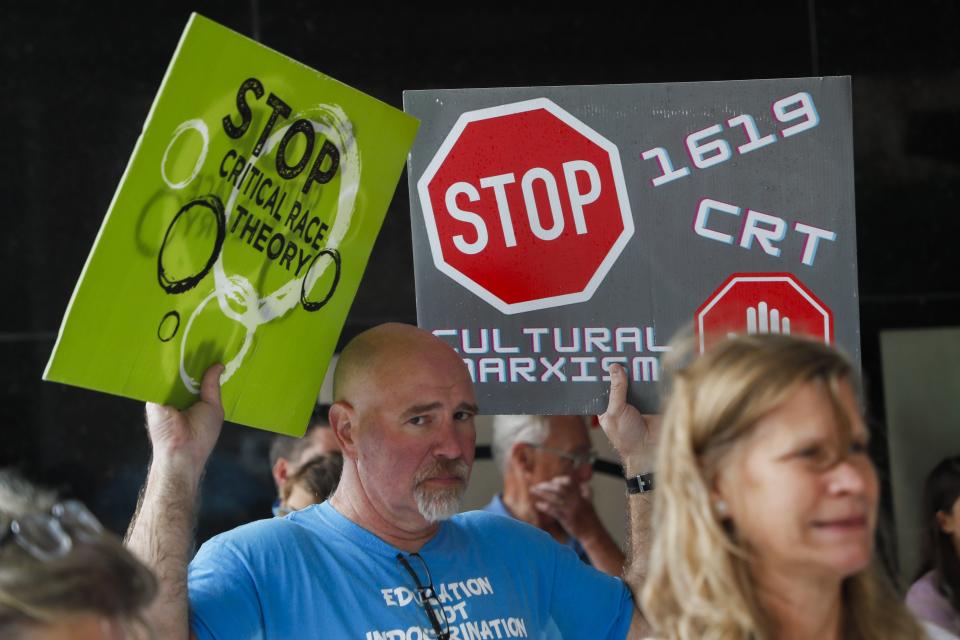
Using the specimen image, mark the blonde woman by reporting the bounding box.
[606,334,945,640]
[0,470,156,639]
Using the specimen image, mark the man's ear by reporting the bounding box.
[510,442,536,477]
[271,457,289,492]
[329,402,358,459]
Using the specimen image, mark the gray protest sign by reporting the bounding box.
[405,77,858,414]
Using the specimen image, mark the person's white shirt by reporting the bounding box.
[924,620,960,640]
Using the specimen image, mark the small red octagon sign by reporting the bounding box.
[696,272,834,353]
[417,98,634,315]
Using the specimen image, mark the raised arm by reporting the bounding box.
[124,365,225,640]
[598,364,659,640]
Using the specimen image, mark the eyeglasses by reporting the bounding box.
[396,552,450,640]
[0,500,104,562]
[530,445,598,468]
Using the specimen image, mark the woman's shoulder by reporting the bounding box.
[909,571,945,601]
[907,571,960,638]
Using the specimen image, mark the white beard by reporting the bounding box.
[413,483,465,522]
[412,458,470,522]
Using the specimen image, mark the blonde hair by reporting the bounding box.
[0,470,157,638]
[640,334,922,640]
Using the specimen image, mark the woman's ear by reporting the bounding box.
[710,487,730,520]
[711,467,736,522]
[936,510,955,535]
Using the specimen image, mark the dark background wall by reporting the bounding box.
[2,2,958,545]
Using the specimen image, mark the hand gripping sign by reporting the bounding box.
[44,15,418,434]
[406,78,858,416]
[417,98,634,314]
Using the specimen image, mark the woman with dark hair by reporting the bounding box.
[0,469,157,639]
[907,456,960,635]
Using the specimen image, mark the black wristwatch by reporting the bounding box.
[626,472,655,494]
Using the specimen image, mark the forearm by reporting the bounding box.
[577,522,626,578]
[597,366,657,638]
[622,455,653,639]
[125,459,202,640]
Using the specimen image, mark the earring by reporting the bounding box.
[714,499,728,516]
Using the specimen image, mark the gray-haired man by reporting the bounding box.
[486,414,625,576]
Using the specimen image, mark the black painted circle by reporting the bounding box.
[275,119,315,179]
[157,310,181,342]
[300,248,341,312]
[157,195,226,294]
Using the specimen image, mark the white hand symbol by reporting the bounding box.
[746,301,790,335]
[728,301,791,338]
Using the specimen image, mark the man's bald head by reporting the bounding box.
[333,323,465,405]
[328,323,478,530]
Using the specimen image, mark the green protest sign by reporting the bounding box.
[44,14,419,435]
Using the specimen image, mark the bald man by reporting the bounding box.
[125,323,654,640]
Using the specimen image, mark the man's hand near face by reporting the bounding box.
[530,474,600,541]
[529,473,625,576]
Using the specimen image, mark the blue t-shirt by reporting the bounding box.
[481,494,591,566]
[188,501,633,639]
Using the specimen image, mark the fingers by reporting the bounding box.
[145,402,174,428]
[601,364,628,424]
[199,364,225,409]
[536,475,572,488]
[580,483,592,500]
[532,484,588,524]
[529,488,561,505]
[530,487,565,503]
[531,490,566,515]
[530,476,582,509]
[531,476,573,494]
[530,483,570,500]
[535,501,563,520]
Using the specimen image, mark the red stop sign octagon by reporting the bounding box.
[417,98,634,315]
[696,273,834,353]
